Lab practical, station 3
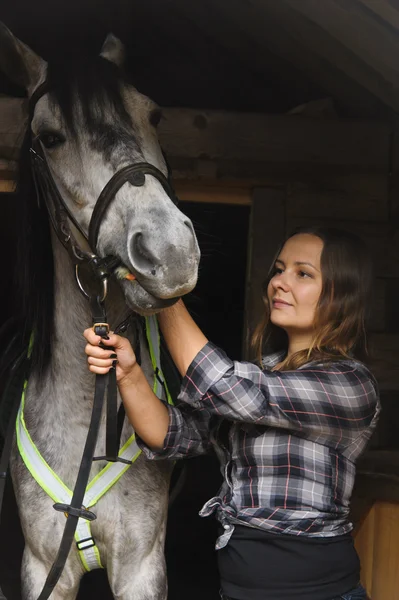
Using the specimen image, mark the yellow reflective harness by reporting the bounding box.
[16,316,172,572]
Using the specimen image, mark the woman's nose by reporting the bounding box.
[272,274,290,292]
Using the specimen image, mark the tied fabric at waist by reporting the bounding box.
[200,496,235,549]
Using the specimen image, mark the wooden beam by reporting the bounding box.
[0,96,26,160]
[175,182,251,205]
[159,107,390,170]
[357,0,399,32]
[169,0,327,111]
[0,98,391,181]
[192,0,386,117]
[279,0,399,111]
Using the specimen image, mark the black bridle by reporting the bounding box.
[29,82,178,283]
[0,81,179,600]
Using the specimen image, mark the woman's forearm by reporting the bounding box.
[157,299,208,376]
[118,366,170,450]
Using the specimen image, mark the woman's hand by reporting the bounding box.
[83,328,138,386]
[83,327,170,450]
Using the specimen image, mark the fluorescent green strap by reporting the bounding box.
[145,315,174,405]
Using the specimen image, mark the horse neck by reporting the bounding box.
[23,234,136,481]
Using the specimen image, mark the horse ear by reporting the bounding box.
[100,33,125,68]
[0,22,46,95]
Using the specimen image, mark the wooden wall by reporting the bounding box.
[354,501,399,600]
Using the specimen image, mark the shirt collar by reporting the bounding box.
[261,351,286,369]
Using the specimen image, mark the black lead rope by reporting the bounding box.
[37,297,125,599]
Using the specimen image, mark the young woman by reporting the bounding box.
[84,227,379,600]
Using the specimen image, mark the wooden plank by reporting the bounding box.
[372,502,399,600]
[357,0,399,32]
[243,188,285,359]
[170,0,327,111]
[0,97,391,172]
[175,183,251,206]
[369,279,386,333]
[282,0,399,81]
[0,180,15,192]
[286,217,399,278]
[0,96,26,160]
[278,0,399,111]
[192,0,384,117]
[287,174,389,222]
[354,502,375,594]
[159,108,390,170]
[355,473,399,504]
[369,333,399,391]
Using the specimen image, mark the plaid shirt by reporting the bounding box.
[140,342,380,549]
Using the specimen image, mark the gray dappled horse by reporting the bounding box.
[0,24,200,599]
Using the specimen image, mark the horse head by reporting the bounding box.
[0,23,200,315]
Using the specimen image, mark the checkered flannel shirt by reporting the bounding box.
[140,342,380,549]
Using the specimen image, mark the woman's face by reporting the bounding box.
[267,234,323,339]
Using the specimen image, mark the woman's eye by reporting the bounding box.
[39,132,65,149]
[273,267,283,275]
[299,270,311,278]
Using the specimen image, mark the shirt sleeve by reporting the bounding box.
[179,342,380,451]
[136,401,214,460]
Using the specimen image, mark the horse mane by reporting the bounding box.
[17,55,134,376]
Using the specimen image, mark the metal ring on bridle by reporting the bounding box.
[75,264,108,303]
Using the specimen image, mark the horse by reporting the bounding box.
[0,23,200,600]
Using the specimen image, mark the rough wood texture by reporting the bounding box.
[355,500,399,600]
[277,0,399,111]
[159,108,390,170]
[0,97,26,160]
[286,174,389,222]
[354,503,375,596]
[189,0,386,116]
[369,279,386,333]
[287,217,399,278]
[176,183,251,206]
[369,333,399,391]
[0,98,391,174]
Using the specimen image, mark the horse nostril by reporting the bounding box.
[131,232,157,276]
[184,219,194,234]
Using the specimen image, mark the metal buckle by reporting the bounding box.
[76,537,96,551]
[93,323,110,336]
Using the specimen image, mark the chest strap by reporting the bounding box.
[16,316,172,572]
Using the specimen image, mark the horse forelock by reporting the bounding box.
[46,56,133,137]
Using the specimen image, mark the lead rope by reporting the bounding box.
[36,284,131,598]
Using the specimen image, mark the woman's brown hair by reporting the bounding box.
[251,226,373,370]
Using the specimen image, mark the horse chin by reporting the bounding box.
[119,278,179,315]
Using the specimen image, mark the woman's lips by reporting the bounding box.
[272,298,292,308]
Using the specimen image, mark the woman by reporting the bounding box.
[84,227,379,600]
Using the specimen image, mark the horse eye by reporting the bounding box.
[38,131,65,149]
[149,109,162,127]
